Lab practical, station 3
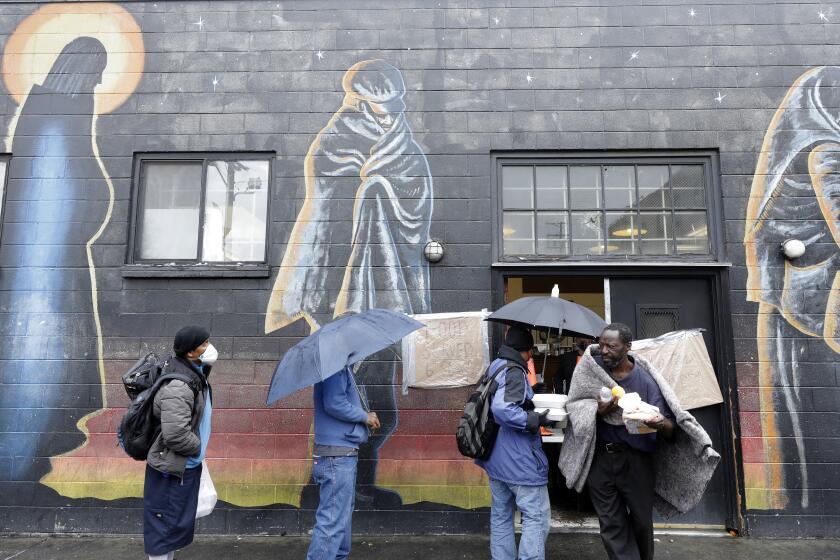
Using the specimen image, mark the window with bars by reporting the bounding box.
[131,154,272,264]
[499,159,712,258]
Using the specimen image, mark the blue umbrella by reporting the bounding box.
[266,308,425,405]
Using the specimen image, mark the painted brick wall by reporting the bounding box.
[0,0,838,538]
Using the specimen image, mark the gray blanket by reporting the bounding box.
[558,347,720,517]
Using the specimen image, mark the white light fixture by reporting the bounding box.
[781,239,806,260]
[423,240,445,263]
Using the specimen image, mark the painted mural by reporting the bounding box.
[0,3,483,513]
[744,65,840,511]
[0,3,141,486]
[265,59,438,508]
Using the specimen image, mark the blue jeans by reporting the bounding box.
[306,455,358,560]
[488,478,550,560]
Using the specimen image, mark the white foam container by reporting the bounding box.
[534,407,568,425]
[532,394,569,409]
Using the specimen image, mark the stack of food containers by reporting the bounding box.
[531,393,568,443]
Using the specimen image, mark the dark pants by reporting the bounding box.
[587,443,655,560]
[143,464,201,556]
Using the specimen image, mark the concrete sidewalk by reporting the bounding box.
[2,534,839,559]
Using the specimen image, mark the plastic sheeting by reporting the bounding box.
[401,311,491,394]
[631,329,724,411]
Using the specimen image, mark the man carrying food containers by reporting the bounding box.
[474,326,555,560]
[560,323,720,560]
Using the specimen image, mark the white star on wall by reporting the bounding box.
[316,50,324,60]
[526,74,534,83]
[715,91,726,104]
[493,16,500,25]
[212,75,219,92]
[689,9,697,18]
[193,16,205,30]
[819,11,830,22]
[628,50,640,61]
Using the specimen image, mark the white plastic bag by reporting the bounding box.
[618,392,660,435]
[195,460,217,519]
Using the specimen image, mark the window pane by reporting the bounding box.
[671,165,706,209]
[639,211,672,255]
[570,211,604,255]
[502,166,534,210]
[570,166,601,209]
[675,211,710,254]
[503,212,534,255]
[138,162,202,260]
[606,210,638,255]
[203,160,269,262]
[536,212,568,255]
[637,165,670,209]
[603,165,635,209]
[536,166,567,209]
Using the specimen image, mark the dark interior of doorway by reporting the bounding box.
[504,275,605,518]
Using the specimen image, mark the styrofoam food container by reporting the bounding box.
[532,394,568,409]
[534,407,568,424]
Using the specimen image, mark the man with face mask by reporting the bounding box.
[144,326,217,560]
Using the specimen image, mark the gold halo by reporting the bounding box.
[3,2,144,114]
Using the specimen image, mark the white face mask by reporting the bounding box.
[199,343,218,365]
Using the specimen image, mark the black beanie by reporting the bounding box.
[504,326,534,352]
[173,325,210,357]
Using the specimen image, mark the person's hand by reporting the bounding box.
[366,412,380,430]
[644,413,666,430]
[597,396,619,416]
[644,414,675,439]
[537,409,555,428]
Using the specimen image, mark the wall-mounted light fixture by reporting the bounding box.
[781,239,806,260]
[423,240,445,263]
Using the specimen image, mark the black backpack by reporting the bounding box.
[121,353,166,401]
[117,363,202,461]
[455,360,517,460]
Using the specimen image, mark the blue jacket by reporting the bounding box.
[476,346,548,486]
[313,366,369,448]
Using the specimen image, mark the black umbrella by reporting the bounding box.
[486,288,607,339]
[486,287,607,380]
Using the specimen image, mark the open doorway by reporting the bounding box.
[504,275,605,524]
[500,271,736,532]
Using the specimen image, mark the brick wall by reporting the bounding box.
[0,0,838,537]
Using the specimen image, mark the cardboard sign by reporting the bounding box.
[401,312,490,394]
[632,329,724,411]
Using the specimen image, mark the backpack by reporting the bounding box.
[455,360,517,460]
[121,353,166,401]
[117,363,202,461]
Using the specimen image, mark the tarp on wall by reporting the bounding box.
[401,311,490,394]
[632,329,724,411]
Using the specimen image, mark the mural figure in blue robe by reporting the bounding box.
[0,37,109,483]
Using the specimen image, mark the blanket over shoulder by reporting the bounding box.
[558,347,720,517]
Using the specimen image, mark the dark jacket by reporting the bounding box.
[555,350,582,394]
[476,345,548,486]
[147,357,209,477]
[313,366,369,448]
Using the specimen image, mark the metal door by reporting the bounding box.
[609,276,728,527]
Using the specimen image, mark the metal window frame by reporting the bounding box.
[128,152,275,265]
[492,150,723,263]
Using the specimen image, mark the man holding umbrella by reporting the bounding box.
[264,309,424,560]
[477,326,554,560]
[307,364,380,560]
